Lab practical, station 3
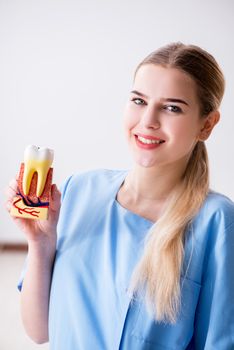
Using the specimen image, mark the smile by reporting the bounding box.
[134,135,165,149]
[137,135,164,144]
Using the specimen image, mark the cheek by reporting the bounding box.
[123,106,139,133]
[165,120,199,155]
[168,118,200,139]
[171,122,200,152]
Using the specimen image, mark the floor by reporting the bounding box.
[0,249,49,350]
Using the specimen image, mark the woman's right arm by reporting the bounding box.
[5,179,61,344]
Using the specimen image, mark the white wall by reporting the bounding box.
[1,0,234,242]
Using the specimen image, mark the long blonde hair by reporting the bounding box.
[128,43,225,323]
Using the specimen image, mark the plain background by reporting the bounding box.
[0,1,233,349]
[1,0,234,243]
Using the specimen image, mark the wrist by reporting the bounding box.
[27,236,56,262]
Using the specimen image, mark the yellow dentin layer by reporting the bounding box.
[23,159,52,197]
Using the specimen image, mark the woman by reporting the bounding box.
[6,42,234,349]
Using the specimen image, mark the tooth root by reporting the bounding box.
[23,166,36,196]
[36,161,51,197]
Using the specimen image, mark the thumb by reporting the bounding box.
[50,184,61,212]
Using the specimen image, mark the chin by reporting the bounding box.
[134,157,158,168]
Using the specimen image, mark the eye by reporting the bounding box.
[164,105,182,113]
[131,98,146,105]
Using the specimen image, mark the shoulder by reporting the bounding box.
[57,168,129,242]
[184,192,234,282]
[70,168,127,184]
[203,191,234,228]
[60,168,128,199]
[205,190,234,211]
[193,191,234,243]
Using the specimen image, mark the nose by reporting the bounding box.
[140,105,160,130]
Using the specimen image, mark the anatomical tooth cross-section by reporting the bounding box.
[10,145,54,220]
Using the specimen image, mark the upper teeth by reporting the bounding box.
[138,136,162,144]
[23,145,54,197]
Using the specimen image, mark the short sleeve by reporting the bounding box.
[59,175,73,200]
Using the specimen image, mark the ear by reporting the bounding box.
[198,111,220,141]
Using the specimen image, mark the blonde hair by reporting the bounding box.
[128,43,225,323]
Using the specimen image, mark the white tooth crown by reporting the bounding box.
[23,145,54,197]
[138,136,161,144]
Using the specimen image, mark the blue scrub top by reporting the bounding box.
[19,169,234,349]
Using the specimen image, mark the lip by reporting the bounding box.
[134,135,164,150]
[135,133,164,141]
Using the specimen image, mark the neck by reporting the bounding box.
[124,160,188,203]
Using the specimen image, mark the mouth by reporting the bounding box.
[134,134,165,145]
[135,135,165,145]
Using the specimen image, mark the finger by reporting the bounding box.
[4,185,17,200]
[50,184,61,212]
[5,199,12,212]
[4,179,20,215]
[5,199,19,217]
[4,186,18,201]
[9,178,18,191]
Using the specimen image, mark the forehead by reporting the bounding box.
[134,64,198,104]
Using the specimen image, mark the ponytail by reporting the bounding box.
[128,142,209,323]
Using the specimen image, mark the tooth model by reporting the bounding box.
[10,145,54,220]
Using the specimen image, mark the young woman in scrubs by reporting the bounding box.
[6,42,234,349]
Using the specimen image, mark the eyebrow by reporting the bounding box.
[130,90,189,106]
